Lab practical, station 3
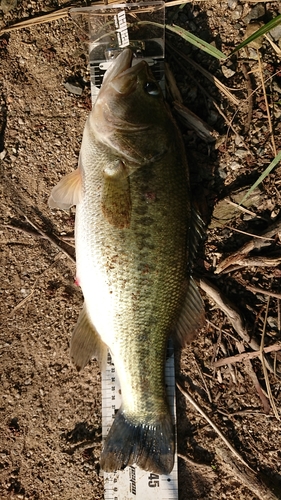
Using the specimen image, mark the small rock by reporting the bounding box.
[218,166,227,179]
[232,5,243,20]
[235,135,244,146]
[247,47,259,60]
[244,4,265,24]
[228,0,238,10]
[267,316,278,329]
[0,0,17,13]
[273,81,281,94]
[221,65,236,78]
[269,24,281,42]
[64,82,83,96]
[234,148,248,159]
[271,208,280,219]
[0,149,6,160]
[229,161,240,171]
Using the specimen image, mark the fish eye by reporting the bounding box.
[144,81,160,96]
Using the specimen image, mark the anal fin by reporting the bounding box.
[70,304,107,371]
[175,277,205,346]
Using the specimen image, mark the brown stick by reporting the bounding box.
[246,284,281,300]
[241,62,254,135]
[199,278,275,374]
[214,343,281,367]
[176,382,253,471]
[24,216,76,264]
[215,219,281,274]
[217,255,281,274]
[216,447,280,500]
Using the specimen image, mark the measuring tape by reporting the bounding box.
[101,343,178,500]
[69,4,175,496]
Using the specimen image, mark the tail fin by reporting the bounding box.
[100,408,174,475]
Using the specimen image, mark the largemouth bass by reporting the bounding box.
[49,49,204,475]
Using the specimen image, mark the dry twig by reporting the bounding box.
[177,453,212,468]
[257,50,277,157]
[246,284,281,300]
[220,340,237,385]
[236,341,271,414]
[165,63,183,103]
[199,278,275,374]
[216,447,279,500]
[24,216,76,263]
[260,298,280,419]
[173,101,217,143]
[214,343,281,367]
[215,219,281,274]
[176,382,252,471]
[216,255,281,273]
[168,44,239,105]
[0,6,72,35]
[241,62,254,135]
[194,359,212,403]
[2,223,74,243]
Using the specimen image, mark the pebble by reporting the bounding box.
[232,5,243,20]
[64,82,83,96]
[243,4,265,24]
[218,166,227,179]
[234,148,248,159]
[229,161,240,171]
[267,316,278,329]
[269,24,281,42]
[0,0,17,13]
[235,135,244,146]
[0,149,6,160]
[228,0,238,10]
[221,65,236,78]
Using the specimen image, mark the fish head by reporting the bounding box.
[90,49,172,165]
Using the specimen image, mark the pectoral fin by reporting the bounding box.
[175,277,205,346]
[48,168,82,210]
[101,160,131,229]
[70,304,107,371]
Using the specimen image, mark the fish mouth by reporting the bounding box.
[103,49,147,95]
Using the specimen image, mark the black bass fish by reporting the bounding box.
[49,49,204,475]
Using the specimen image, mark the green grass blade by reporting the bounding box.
[166,24,226,59]
[239,150,281,206]
[230,14,281,55]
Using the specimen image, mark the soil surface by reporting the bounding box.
[1,1,281,499]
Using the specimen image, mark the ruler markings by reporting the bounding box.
[102,342,178,499]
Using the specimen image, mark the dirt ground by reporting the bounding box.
[1,1,281,499]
